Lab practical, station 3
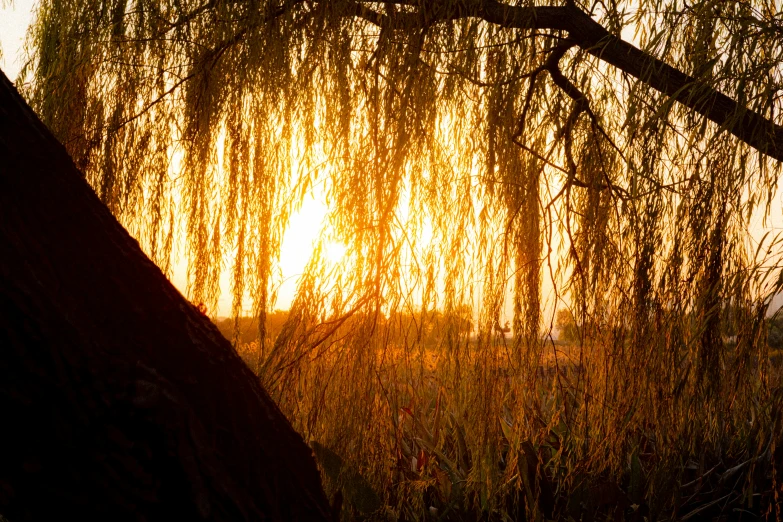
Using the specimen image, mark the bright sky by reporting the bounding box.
[0,0,33,82]
[3,1,783,317]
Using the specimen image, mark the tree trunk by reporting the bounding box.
[0,70,330,521]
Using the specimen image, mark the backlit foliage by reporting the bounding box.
[23,0,783,517]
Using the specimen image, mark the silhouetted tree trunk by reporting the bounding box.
[0,69,330,521]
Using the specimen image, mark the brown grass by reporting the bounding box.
[219,315,783,521]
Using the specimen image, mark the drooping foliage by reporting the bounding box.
[22,0,783,517]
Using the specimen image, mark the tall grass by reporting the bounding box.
[223,311,783,521]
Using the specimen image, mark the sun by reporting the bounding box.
[322,241,347,265]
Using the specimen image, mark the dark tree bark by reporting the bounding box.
[0,69,330,521]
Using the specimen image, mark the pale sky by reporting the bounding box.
[0,0,33,82]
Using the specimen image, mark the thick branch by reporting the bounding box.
[347,0,783,163]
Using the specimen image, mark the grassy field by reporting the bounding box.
[218,316,783,521]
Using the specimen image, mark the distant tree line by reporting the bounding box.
[216,307,475,349]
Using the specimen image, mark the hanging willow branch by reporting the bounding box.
[20,0,783,397]
[344,0,783,161]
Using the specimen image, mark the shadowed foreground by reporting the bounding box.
[0,69,330,521]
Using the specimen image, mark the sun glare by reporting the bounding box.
[322,241,347,265]
[273,192,330,310]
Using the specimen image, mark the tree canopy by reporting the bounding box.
[22,0,783,320]
[23,0,783,383]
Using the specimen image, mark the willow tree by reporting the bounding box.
[22,0,783,517]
